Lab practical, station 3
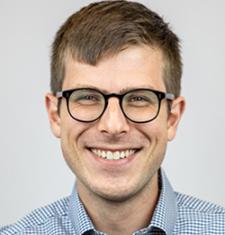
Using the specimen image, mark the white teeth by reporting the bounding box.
[107,151,113,160]
[114,151,120,160]
[102,151,106,158]
[91,149,135,160]
[125,150,130,157]
[120,151,125,159]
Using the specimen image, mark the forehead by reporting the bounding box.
[63,45,166,92]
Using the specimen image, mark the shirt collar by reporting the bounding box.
[149,169,177,234]
[68,185,95,234]
[68,169,177,235]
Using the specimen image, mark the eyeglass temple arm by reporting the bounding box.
[56,91,63,98]
[165,93,175,100]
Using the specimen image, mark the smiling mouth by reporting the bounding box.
[90,148,140,160]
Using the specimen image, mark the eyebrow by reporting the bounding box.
[66,84,156,94]
[68,84,109,93]
[119,86,156,94]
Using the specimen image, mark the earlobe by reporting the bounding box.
[45,93,61,138]
[167,96,185,141]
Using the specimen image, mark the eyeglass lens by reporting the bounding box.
[67,89,160,123]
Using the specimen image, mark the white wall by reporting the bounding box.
[0,0,225,226]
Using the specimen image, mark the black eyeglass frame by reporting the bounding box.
[56,88,175,123]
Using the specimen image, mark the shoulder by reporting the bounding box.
[174,192,225,234]
[0,197,74,235]
[176,192,225,213]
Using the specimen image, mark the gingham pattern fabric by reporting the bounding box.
[1,169,225,235]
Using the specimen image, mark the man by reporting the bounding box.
[1,1,225,234]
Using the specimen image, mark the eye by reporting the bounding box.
[124,95,152,108]
[70,90,103,106]
[75,94,101,104]
[77,95,99,101]
[124,90,158,108]
[129,96,148,102]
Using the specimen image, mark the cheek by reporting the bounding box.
[60,120,89,173]
[60,112,89,152]
[137,115,169,161]
[137,117,168,142]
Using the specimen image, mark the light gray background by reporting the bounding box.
[0,0,225,226]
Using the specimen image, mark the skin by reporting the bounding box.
[46,45,185,235]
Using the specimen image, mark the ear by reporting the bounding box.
[45,93,61,138]
[167,96,185,141]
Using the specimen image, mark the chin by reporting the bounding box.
[95,188,137,203]
[86,179,146,203]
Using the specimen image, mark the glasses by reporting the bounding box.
[56,88,174,123]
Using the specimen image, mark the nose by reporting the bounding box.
[97,98,130,136]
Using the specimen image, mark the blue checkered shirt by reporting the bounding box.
[1,169,225,234]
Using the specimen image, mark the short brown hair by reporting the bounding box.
[51,0,182,97]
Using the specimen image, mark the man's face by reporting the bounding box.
[46,45,184,202]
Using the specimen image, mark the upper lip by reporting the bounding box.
[87,146,142,151]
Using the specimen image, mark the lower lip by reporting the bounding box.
[87,149,140,167]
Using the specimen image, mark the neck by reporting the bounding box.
[77,173,160,235]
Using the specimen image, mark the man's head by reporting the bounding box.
[46,1,185,202]
[51,0,182,97]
